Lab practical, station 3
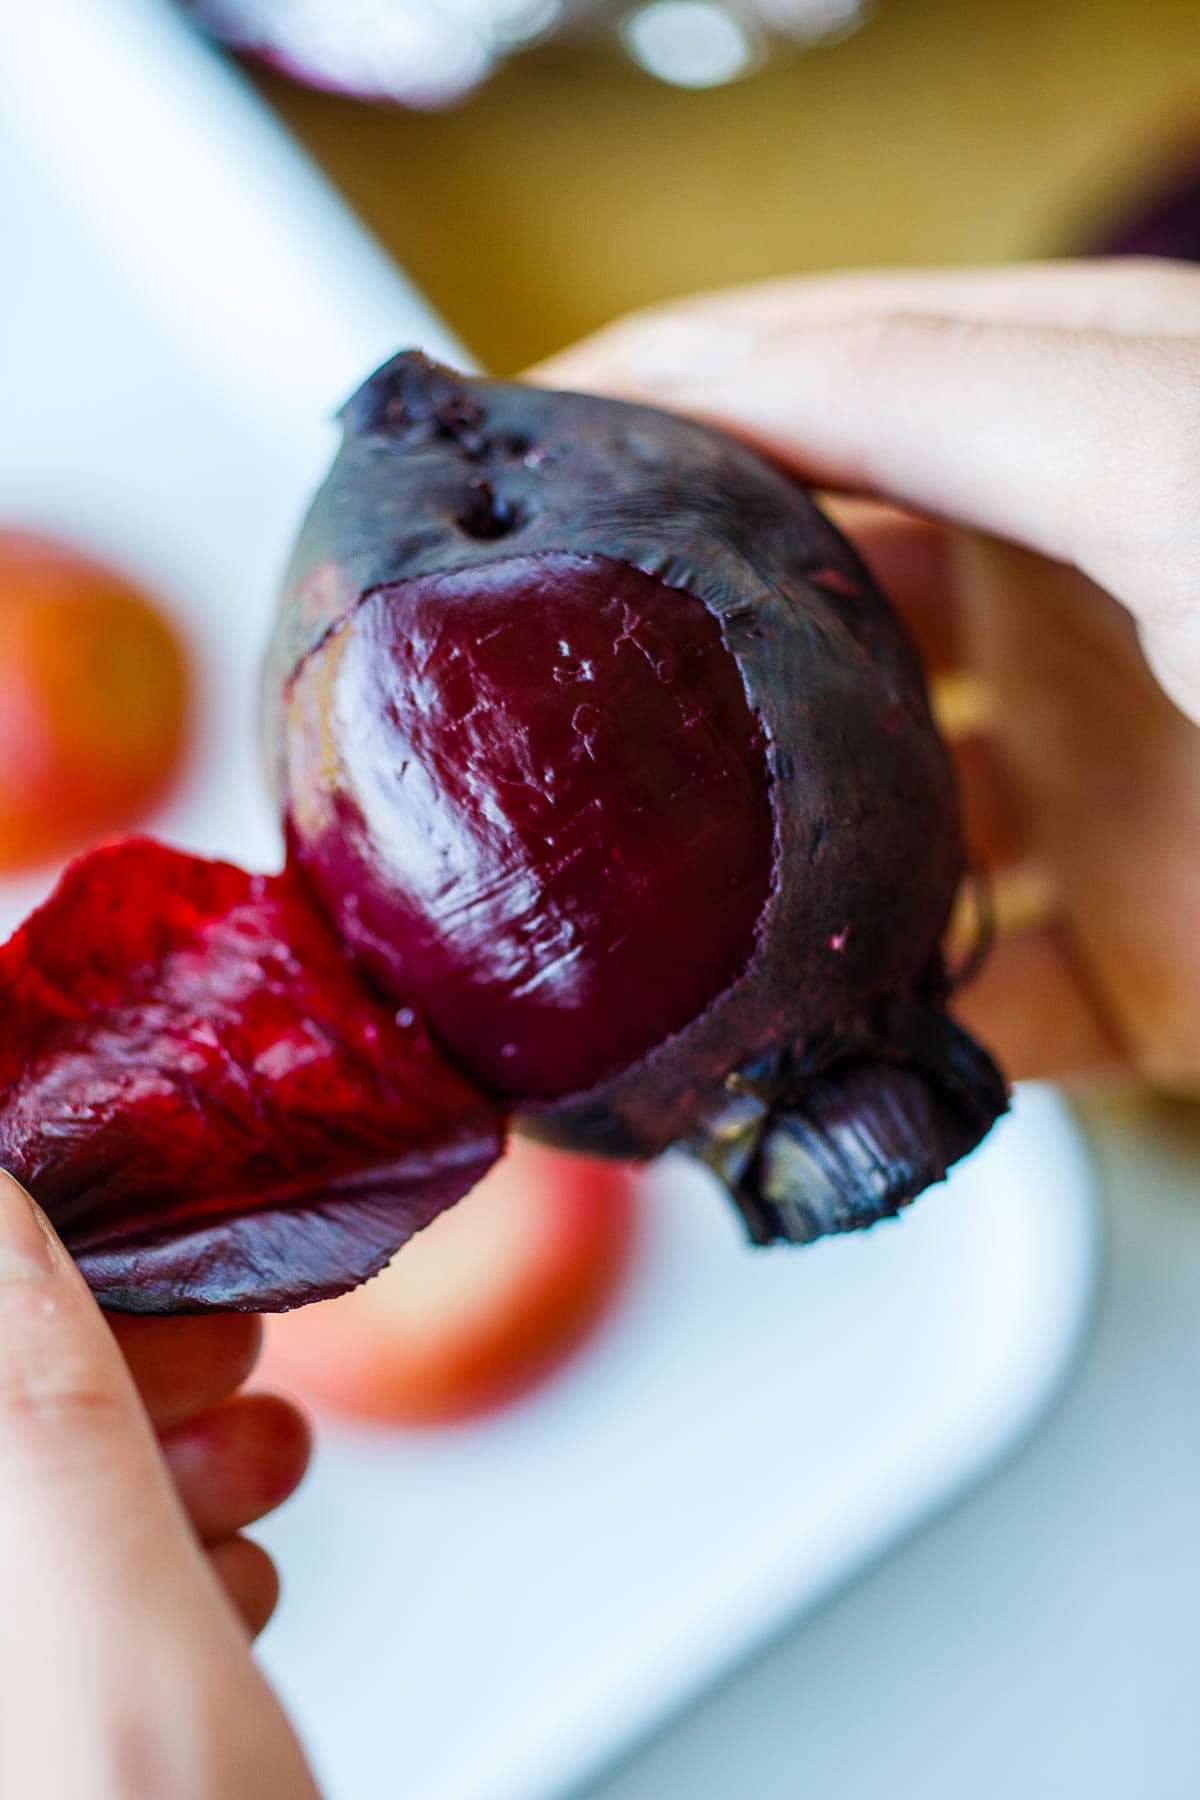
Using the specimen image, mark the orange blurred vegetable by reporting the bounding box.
[262,1139,640,1425]
[0,531,190,870]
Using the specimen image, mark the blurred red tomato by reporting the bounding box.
[0,531,190,871]
[262,1139,640,1425]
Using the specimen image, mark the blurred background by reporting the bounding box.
[232,0,1200,369]
[4,1,1200,1796]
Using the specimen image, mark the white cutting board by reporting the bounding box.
[0,7,1098,1800]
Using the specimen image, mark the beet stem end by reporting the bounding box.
[692,1010,1009,1246]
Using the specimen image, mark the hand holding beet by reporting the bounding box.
[538,257,1200,1092]
[273,354,1004,1245]
[0,352,1009,1312]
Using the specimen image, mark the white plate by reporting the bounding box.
[255,1090,1095,1800]
[0,8,1099,1800]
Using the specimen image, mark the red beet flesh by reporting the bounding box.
[283,554,774,1099]
[0,352,1007,1310]
[275,354,1006,1241]
[0,841,502,1310]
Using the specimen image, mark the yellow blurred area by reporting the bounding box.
[259,0,1200,373]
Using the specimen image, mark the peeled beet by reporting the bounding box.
[0,353,1006,1310]
[271,353,1006,1245]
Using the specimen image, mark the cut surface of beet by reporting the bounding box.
[271,351,1002,1227]
[283,553,775,1099]
[0,840,502,1311]
[0,353,1010,1308]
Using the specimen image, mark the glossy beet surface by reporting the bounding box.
[0,354,1006,1312]
[0,841,502,1311]
[271,353,1006,1239]
[283,554,773,1098]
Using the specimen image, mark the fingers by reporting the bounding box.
[564,314,1197,637]
[540,274,1200,1078]
[534,258,1200,383]
[0,1169,232,1690]
[823,500,960,672]
[160,1391,311,1542]
[156,1388,308,1639]
[835,502,1135,1085]
[831,502,1027,863]
[0,1171,322,1794]
[957,535,1200,1089]
[209,1535,281,1639]
[950,924,1129,1084]
[534,271,1200,725]
[0,1170,283,1629]
[1140,611,1200,736]
[110,1318,306,1634]
[0,1170,204,1597]
[109,1310,263,1429]
[948,726,1027,869]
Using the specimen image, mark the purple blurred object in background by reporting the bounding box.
[1092,146,1200,259]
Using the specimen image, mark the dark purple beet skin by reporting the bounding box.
[271,353,1007,1245]
[0,352,1007,1311]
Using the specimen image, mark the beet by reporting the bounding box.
[0,841,502,1311]
[0,353,1006,1310]
[280,553,774,1101]
[271,354,1006,1246]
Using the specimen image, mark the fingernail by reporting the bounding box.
[625,318,757,389]
[0,1170,53,1282]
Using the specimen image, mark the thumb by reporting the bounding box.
[0,1166,205,1605]
[0,1168,323,1796]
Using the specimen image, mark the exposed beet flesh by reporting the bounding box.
[0,841,502,1311]
[0,352,1007,1311]
[271,353,1007,1244]
[282,554,774,1099]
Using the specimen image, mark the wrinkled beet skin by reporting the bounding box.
[272,354,978,1163]
[0,841,502,1311]
[284,554,774,1099]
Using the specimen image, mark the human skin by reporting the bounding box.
[534,257,1200,1092]
[0,1169,318,1798]
[4,257,1197,1797]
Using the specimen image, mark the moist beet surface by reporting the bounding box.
[0,353,1008,1310]
[271,353,1007,1236]
[0,841,502,1310]
[282,553,774,1099]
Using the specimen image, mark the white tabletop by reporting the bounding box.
[582,1093,1200,1800]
